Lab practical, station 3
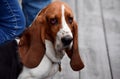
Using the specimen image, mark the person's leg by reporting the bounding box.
[0,0,25,44]
[22,0,51,27]
[0,0,25,79]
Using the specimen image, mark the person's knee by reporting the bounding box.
[15,11,26,36]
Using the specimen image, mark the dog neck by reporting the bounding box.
[45,40,65,71]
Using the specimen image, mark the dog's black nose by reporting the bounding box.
[61,35,73,46]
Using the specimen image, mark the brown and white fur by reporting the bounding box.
[18,1,84,79]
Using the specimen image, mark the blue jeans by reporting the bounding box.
[22,0,51,27]
[0,0,25,79]
[0,0,26,45]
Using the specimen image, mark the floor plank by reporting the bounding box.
[76,0,112,79]
[101,0,120,79]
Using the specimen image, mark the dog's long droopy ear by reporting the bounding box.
[18,16,46,68]
[66,21,84,71]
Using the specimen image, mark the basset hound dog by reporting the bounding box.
[18,1,84,79]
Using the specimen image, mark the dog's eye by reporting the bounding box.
[68,17,73,24]
[50,18,58,25]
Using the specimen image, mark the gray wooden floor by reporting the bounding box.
[52,0,120,79]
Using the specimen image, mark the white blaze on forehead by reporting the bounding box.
[61,5,67,29]
[61,5,73,37]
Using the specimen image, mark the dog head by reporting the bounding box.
[18,1,84,71]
